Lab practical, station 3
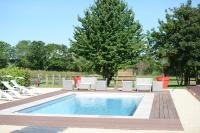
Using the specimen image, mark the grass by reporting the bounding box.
[28,70,100,88]
[28,70,195,89]
[29,70,96,79]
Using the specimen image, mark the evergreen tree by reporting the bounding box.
[151,0,200,85]
[70,0,144,85]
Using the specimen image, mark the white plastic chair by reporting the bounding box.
[95,80,107,91]
[78,77,97,90]
[135,78,153,92]
[152,81,163,91]
[122,81,133,91]
[0,89,14,101]
[63,79,74,90]
[1,81,22,99]
[11,80,36,96]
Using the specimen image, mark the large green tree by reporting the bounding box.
[66,52,93,72]
[15,40,31,68]
[27,41,47,70]
[0,41,12,68]
[70,0,144,85]
[46,43,69,71]
[150,0,200,85]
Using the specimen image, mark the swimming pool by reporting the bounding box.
[17,94,142,116]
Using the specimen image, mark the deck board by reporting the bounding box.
[159,93,165,119]
[150,91,179,119]
[0,115,183,130]
[150,92,160,119]
[163,92,169,119]
[166,93,175,119]
[188,86,200,101]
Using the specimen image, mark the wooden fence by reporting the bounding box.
[31,73,100,87]
[31,74,74,87]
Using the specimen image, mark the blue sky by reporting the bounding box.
[0,0,199,46]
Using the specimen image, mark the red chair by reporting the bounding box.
[73,76,81,88]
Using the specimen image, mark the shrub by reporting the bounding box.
[0,67,31,87]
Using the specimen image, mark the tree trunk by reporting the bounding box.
[103,72,113,86]
[197,77,200,85]
[184,70,190,86]
[189,74,191,85]
[176,73,184,86]
[194,66,200,85]
[196,73,200,85]
[181,73,184,85]
[106,76,112,86]
[176,75,180,85]
[102,64,113,87]
[176,68,184,86]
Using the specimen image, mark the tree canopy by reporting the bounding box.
[70,0,144,85]
[15,40,31,68]
[0,41,12,68]
[27,41,47,70]
[150,0,200,85]
[46,43,69,71]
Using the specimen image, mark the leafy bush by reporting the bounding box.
[0,67,31,87]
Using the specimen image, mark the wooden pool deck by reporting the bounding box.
[188,85,200,101]
[150,91,179,119]
[0,89,183,131]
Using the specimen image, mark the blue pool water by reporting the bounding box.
[18,94,142,116]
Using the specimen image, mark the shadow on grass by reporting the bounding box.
[168,84,196,88]
[168,84,186,88]
[11,126,66,133]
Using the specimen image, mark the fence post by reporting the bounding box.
[52,74,55,87]
[59,74,61,85]
[46,74,48,87]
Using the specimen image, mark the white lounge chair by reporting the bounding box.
[135,78,153,92]
[0,89,14,101]
[63,79,74,90]
[10,80,38,95]
[95,80,107,91]
[77,77,97,90]
[1,81,22,99]
[122,81,133,91]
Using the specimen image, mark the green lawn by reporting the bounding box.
[30,70,193,89]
